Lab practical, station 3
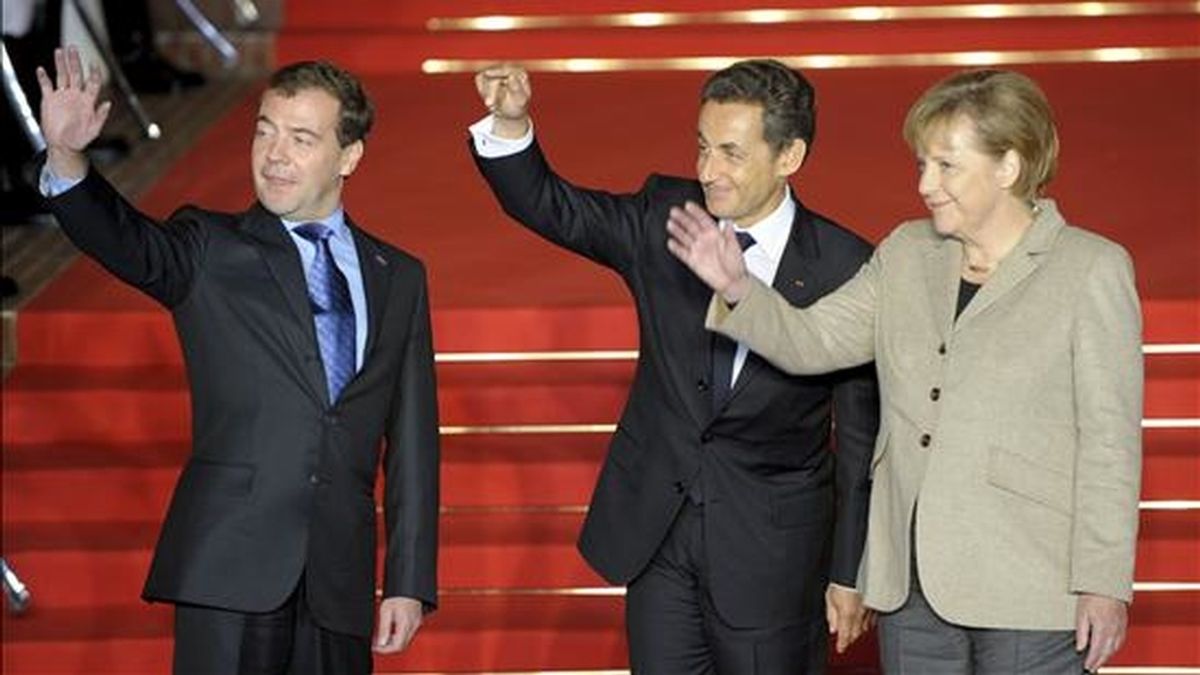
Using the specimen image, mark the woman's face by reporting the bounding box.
[915,115,1017,240]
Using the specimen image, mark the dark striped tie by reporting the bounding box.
[711,230,756,409]
[295,222,356,404]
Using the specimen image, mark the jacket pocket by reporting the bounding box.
[180,458,255,498]
[986,445,1071,516]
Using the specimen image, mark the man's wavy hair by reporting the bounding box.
[268,60,374,147]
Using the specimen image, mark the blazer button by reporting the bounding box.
[673,481,685,494]
[324,413,339,426]
[919,433,932,448]
[930,387,941,401]
[696,378,709,392]
[700,431,714,443]
[937,342,947,355]
[309,474,321,485]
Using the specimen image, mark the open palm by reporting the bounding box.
[36,46,111,154]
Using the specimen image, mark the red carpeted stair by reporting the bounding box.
[3,1,1198,672]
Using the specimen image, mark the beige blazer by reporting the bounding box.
[708,199,1143,629]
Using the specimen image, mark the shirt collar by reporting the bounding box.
[282,207,349,243]
[726,186,794,263]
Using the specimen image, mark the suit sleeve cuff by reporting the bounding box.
[469,114,534,158]
[40,164,84,197]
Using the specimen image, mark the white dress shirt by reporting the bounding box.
[722,192,794,387]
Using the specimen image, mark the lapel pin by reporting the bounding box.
[374,253,388,267]
[793,279,805,288]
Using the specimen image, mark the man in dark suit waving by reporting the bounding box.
[36,46,439,673]
[471,60,880,673]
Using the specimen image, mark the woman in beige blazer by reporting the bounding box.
[666,69,1142,673]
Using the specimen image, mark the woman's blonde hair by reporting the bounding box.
[903,69,1059,201]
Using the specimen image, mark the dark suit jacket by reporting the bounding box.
[45,169,440,638]
[473,140,879,628]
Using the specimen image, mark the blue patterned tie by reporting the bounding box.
[294,223,356,404]
[711,231,756,409]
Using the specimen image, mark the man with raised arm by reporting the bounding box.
[36,46,440,674]
[470,61,881,673]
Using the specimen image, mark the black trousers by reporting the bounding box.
[173,575,371,675]
[626,501,828,674]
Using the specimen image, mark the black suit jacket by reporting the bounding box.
[473,140,879,628]
[45,169,440,638]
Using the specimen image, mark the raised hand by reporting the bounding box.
[35,46,111,179]
[474,63,531,138]
[666,201,753,304]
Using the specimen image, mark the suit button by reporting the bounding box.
[930,387,941,401]
[309,474,320,485]
[324,413,339,426]
[919,433,932,448]
[696,378,709,392]
[673,481,685,494]
[700,431,713,443]
[937,343,947,355]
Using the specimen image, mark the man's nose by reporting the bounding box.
[697,154,717,183]
[265,137,289,163]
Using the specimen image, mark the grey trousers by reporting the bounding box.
[878,567,1085,675]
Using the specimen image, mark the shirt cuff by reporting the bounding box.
[39,164,84,197]
[829,582,858,593]
[469,114,534,158]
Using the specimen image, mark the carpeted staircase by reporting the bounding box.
[3,1,1197,671]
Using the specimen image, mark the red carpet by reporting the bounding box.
[3,2,1198,672]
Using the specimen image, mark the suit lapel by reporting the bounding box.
[721,201,819,407]
[241,204,329,405]
[926,233,962,339]
[348,217,393,373]
[955,201,1063,329]
[246,205,312,329]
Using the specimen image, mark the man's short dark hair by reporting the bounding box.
[268,61,374,147]
[701,59,816,156]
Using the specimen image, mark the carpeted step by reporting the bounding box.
[3,428,1195,523]
[1136,509,1200,581]
[0,514,605,608]
[2,594,1195,670]
[15,304,640,368]
[279,15,1200,74]
[1,462,594,525]
[1141,429,1200,498]
[13,298,1196,368]
[284,0,1191,32]
[3,426,1195,521]
[0,636,176,674]
[4,506,1195,605]
[4,358,1193,445]
[1,360,638,444]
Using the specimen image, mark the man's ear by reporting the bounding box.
[339,140,364,178]
[777,138,807,177]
